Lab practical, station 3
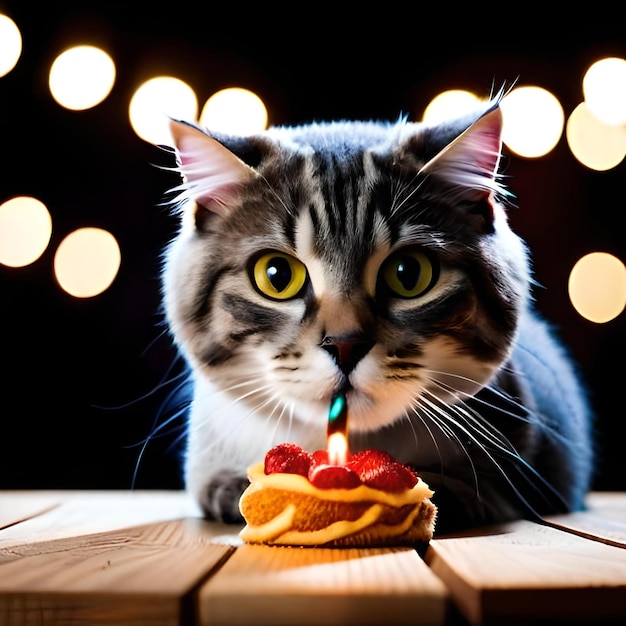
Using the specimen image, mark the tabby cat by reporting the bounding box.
[161,96,594,534]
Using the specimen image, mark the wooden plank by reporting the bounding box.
[0,492,244,626]
[0,517,237,626]
[199,544,448,626]
[1,592,184,626]
[0,492,60,530]
[425,519,626,625]
[544,491,626,548]
[0,491,202,549]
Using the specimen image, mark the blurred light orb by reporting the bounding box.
[129,76,198,145]
[583,57,626,126]
[569,252,626,323]
[0,196,52,267]
[422,90,481,123]
[500,86,564,157]
[0,14,22,77]
[54,227,121,298]
[200,87,268,135]
[49,45,116,110]
[566,102,626,171]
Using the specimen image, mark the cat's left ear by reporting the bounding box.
[169,120,257,227]
[418,105,505,206]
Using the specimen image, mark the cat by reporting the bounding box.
[160,94,594,534]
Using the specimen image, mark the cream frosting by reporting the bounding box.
[239,463,435,546]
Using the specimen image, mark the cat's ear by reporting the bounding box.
[418,105,505,205]
[169,120,256,226]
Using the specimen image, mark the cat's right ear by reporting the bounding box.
[168,120,256,229]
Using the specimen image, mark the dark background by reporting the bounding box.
[1,3,624,493]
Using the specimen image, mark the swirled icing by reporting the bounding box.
[239,463,434,546]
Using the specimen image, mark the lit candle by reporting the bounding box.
[327,392,349,465]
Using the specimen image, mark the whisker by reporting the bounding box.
[130,404,188,489]
[422,384,569,512]
[185,380,276,447]
[257,171,295,217]
[389,170,426,217]
[426,367,575,446]
[418,393,481,496]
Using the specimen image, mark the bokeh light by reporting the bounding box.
[569,252,626,323]
[129,76,198,145]
[582,57,626,126]
[500,86,564,158]
[199,87,268,135]
[0,14,22,77]
[49,45,116,110]
[566,102,626,171]
[0,196,52,267]
[54,227,121,298]
[422,89,481,123]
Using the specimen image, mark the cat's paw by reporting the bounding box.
[198,470,250,524]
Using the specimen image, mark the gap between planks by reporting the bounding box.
[2,491,626,626]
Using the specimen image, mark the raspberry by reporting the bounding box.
[361,463,418,492]
[311,449,330,467]
[346,449,395,481]
[347,449,418,492]
[308,463,362,489]
[264,443,312,477]
[263,443,417,492]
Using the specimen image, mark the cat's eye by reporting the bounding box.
[251,252,308,300]
[379,249,438,299]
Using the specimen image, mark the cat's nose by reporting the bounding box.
[321,333,374,376]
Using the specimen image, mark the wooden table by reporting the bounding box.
[1,491,625,625]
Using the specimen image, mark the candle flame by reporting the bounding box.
[327,432,348,466]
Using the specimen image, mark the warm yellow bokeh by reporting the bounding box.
[200,87,268,135]
[0,14,22,77]
[566,102,626,171]
[583,57,626,126]
[500,86,564,158]
[49,45,116,110]
[0,196,52,267]
[129,76,198,145]
[569,252,626,323]
[422,90,481,123]
[54,227,121,298]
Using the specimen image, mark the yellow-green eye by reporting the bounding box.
[379,249,438,298]
[251,252,308,300]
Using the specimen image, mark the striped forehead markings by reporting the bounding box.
[305,150,385,244]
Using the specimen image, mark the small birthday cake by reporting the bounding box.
[238,443,437,547]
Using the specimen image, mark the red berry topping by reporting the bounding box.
[311,449,330,467]
[264,443,312,477]
[347,449,418,492]
[361,462,418,492]
[346,449,395,480]
[262,443,418,492]
[308,464,362,489]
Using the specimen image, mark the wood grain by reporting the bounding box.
[544,491,626,548]
[0,492,240,626]
[0,492,61,530]
[0,518,236,626]
[0,491,202,549]
[3,491,626,626]
[199,543,448,626]
[426,519,626,625]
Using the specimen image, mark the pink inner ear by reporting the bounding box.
[419,107,505,199]
[171,121,254,214]
[459,108,503,178]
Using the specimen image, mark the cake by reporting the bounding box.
[239,443,437,547]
